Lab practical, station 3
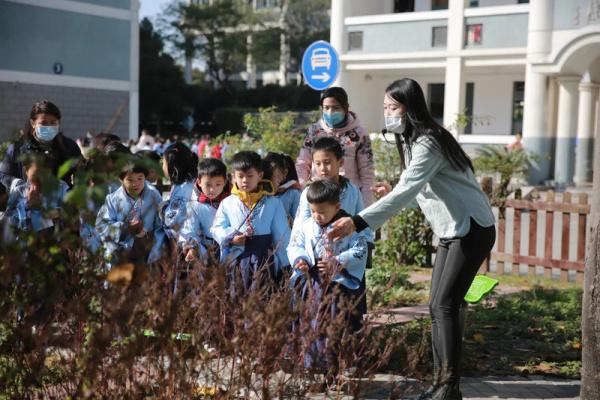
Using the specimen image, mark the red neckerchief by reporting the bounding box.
[197,181,231,208]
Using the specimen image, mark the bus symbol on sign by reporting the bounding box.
[311,48,331,70]
[302,41,339,90]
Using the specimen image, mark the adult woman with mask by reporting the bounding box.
[295,86,375,206]
[0,100,81,190]
[327,79,496,400]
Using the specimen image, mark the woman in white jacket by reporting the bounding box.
[328,78,496,400]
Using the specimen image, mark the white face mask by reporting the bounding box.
[384,115,406,134]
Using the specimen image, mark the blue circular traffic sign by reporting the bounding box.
[301,41,340,91]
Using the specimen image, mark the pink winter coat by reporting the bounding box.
[296,111,375,206]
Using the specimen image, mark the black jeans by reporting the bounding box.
[429,218,496,383]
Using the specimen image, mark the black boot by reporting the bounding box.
[415,365,440,400]
[432,382,462,400]
[415,385,438,400]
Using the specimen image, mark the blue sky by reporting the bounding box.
[139,0,172,21]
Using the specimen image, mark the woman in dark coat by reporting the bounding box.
[0,100,81,190]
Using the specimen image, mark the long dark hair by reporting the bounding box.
[163,142,198,185]
[19,100,68,174]
[264,152,298,185]
[25,100,62,138]
[320,87,349,110]
[385,79,473,172]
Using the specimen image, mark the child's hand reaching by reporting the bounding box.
[231,234,246,246]
[295,260,310,273]
[26,183,42,206]
[184,248,197,262]
[184,248,204,266]
[317,258,338,278]
[127,218,144,235]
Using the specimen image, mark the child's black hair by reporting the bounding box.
[312,137,344,160]
[162,142,198,185]
[21,153,50,170]
[197,157,227,179]
[119,156,148,180]
[104,141,131,157]
[264,152,298,184]
[231,151,262,173]
[92,132,121,150]
[306,180,341,205]
[136,149,161,164]
[261,159,273,181]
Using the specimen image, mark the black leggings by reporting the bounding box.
[429,218,496,383]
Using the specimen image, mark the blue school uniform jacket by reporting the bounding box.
[287,210,368,290]
[80,181,121,254]
[276,181,302,222]
[211,189,291,273]
[294,177,374,243]
[95,182,165,264]
[4,178,69,232]
[178,185,222,255]
[162,180,195,239]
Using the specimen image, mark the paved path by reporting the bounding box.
[307,375,581,399]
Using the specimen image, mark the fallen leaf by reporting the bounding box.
[473,333,485,344]
[107,263,134,284]
[535,362,558,373]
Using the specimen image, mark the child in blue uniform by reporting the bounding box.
[287,180,368,374]
[160,142,198,240]
[293,137,374,315]
[264,152,302,225]
[179,158,230,262]
[4,155,68,234]
[95,158,165,266]
[77,144,130,253]
[211,151,291,291]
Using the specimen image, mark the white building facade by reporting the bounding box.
[0,0,140,141]
[330,0,600,185]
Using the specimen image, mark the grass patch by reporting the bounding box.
[366,264,429,309]
[372,284,582,379]
[463,286,582,378]
[491,272,581,290]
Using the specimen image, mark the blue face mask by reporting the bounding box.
[35,125,59,142]
[323,111,345,127]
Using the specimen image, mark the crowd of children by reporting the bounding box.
[0,134,371,376]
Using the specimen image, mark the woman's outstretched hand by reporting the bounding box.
[327,217,356,242]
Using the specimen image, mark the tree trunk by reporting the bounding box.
[581,126,600,398]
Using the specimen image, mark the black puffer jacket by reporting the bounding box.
[0,132,81,189]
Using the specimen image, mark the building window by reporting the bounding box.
[431,0,448,10]
[348,31,363,51]
[428,83,445,125]
[465,24,483,46]
[518,0,529,3]
[464,82,475,134]
[469,0,479,6]
[512,81,525,135]
[394,0,415,13]
[432,26,447,48]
